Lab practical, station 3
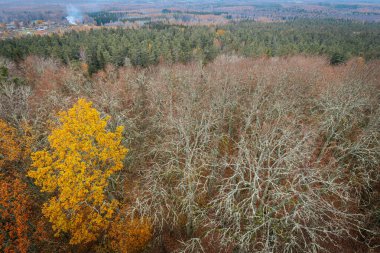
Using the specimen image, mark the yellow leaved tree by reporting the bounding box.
[28,98,128,245]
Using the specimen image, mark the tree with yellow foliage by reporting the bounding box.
[28,98,128,245]
[216,29,226,36]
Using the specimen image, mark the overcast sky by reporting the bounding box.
[0,0,376,3]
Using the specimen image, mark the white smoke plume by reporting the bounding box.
[66,4,83,25]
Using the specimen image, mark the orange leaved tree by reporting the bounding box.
[108,214,152,253]
[0,178,31,253]
[0,119,21,170]
[28,98,128,245]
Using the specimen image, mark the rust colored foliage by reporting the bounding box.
[0,119,21,169]
[0,178,31,253]
[108,215,152,253]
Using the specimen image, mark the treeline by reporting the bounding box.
[161,8,228,15]
[88,11,126,26]
[0,19,379,74]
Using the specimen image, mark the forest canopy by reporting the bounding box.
[0,17,379,253]
[0,19,379,74]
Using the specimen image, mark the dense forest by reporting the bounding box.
[0,18,380,253]
[0,19,379,74]
[88,11,127,26]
